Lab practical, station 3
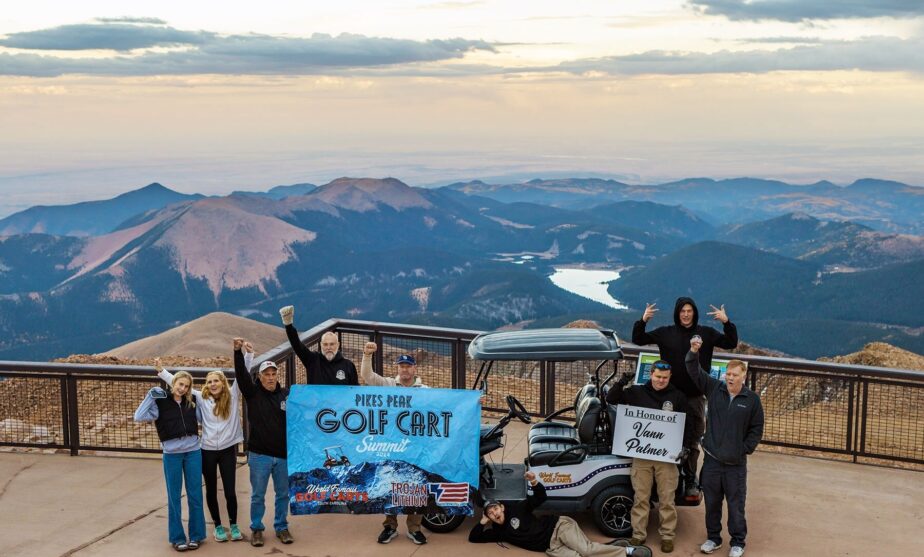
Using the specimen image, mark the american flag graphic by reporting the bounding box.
[428,482,469,505]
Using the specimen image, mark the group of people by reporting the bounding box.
[467,298,764,557]
[135,298,764,556]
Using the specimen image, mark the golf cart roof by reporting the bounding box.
[468,328,622,361]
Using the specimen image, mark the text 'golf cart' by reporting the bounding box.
[422,328,700,537]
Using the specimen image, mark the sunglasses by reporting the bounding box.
[652,362,671,371]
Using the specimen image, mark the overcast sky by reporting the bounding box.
[2,0,923,216]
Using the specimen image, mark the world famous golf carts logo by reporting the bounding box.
[294,484,369,504]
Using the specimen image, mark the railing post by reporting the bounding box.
[65,373,80,456]
[846,378,856,462]
[858,379,869,458]
[374,330,384,377]
[286,353,297,387]
[59,376,70,452]
[452,339,467,390]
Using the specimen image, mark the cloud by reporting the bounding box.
[554,36,924,75]
[0,23,214,51]
[733,36,824,44]
[0,26,497,77]
[687,1,924,22]
[94,17,167,25]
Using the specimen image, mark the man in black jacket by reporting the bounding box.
[469,471,651,557]
[606,361,691,554]
[632,297,738,486]
[279,305,358,385]
[233,338,294,547]
[687,337,763,557]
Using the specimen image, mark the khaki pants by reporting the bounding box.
[383,513,422,533]
[546,516,628,557]
[630,458,678,542]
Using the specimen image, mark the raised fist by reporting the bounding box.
[233,338,244,351]
[363,342,377,356]
[279,305,295,326]
[690,335,703,353]
[243,341,254,354]
[153,357,163,369]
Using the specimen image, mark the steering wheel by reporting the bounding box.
[506,395,531,424]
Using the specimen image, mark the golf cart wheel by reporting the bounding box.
[591,486,633,537]
[422,512,465,533]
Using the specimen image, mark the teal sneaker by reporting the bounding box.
[229,524,243,541]
[214,525,228,542]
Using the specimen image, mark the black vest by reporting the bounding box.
[154,396,199,442]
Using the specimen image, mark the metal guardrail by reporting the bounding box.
[2,318,923,468]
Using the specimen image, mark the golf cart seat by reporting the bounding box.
[528,390,602,445]
[528,441,587,467]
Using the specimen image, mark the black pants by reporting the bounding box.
[202,446,238,526]
[700,454,748,548]
[684,395,706,481]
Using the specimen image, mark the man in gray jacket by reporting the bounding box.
[686,337,763,557]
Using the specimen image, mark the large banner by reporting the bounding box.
[612,404,686,464]
[286,385,480,516]
[635,351,729,384]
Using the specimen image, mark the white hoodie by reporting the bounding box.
[158,353,247,451]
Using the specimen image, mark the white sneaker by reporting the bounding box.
[729,546,744,557]
[700,540,722,554]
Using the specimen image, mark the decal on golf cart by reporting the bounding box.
[532,461,631,492]
[287,385,480,516]
[612,405,686,463]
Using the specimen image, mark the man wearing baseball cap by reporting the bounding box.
[233,339,293,547]
[360,344,428,544]
[469,471,651,557]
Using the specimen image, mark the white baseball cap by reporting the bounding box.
[258,361,279,373]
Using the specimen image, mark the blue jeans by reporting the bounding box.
[248,451,289,532]
[163,450,206,545]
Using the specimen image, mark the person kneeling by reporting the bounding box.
[469,471,651,557]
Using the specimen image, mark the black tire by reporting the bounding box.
[591,486,634,537]
[421,512,465,533]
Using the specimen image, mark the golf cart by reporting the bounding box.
[422,328,699,537]
[323,446,351,469]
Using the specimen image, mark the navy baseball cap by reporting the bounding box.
[394,354,416,365]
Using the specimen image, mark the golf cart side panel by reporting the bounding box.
[468,328,623,361]
[529,455,632,510]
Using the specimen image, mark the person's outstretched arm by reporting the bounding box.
[359,342,390,386]
[706,304,738,349]
[523,472,547,512]
[686,339,719,396]
[233,338,256,399]
[632,302,661,346]
[133,388,162,422]
[281,305,317,372]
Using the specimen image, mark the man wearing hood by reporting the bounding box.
[606,360,692,554]
[631,297,738,487]
[279,306,359,385]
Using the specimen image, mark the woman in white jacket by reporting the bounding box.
[155,343,248,543]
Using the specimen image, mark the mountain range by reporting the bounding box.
[0,176,921,360]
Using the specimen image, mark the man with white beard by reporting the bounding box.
[279,306,359,385]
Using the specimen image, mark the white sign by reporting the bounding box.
[612,405,686,464]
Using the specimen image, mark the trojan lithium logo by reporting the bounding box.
[427,482,469,505]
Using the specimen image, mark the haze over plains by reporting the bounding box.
[2,0,923,216]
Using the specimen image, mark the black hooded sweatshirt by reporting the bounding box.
[632,297,738,397]
[285,324,359,385]
[468,482,557,552]
[235,349,288,458]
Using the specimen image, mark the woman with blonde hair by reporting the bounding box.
[134,369,206,551]
[156,348,247,544]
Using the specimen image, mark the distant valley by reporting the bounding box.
[0,176,921,360]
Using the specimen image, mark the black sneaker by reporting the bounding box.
[377,527,398,544]
[407,531,428,545]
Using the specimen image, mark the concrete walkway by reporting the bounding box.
[0,421,920,557]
